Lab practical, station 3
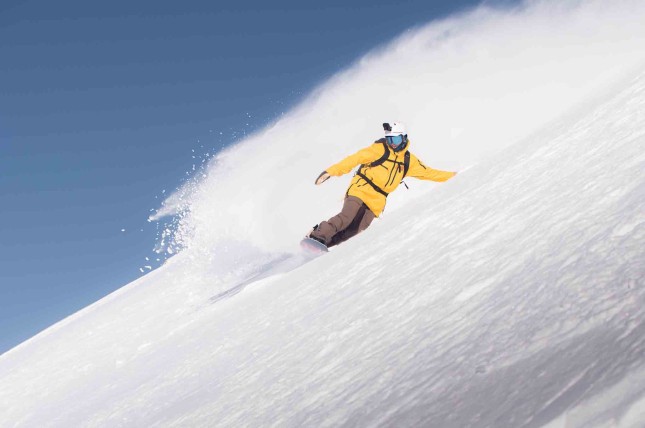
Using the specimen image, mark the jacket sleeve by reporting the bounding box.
[326,143,385,176]
[407,153,457,182]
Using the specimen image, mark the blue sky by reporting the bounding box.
[0,0,488,354]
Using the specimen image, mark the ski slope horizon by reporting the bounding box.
[1,0,644,426]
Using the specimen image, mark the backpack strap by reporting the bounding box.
[402,151,410,178]
[366,139,390,168]
[368,139,409,175]
[355,139,390,197]
[354,141,410,196]
[355,171,389,197]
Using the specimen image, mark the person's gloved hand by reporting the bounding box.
[315,171,330,185]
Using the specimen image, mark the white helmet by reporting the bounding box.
[383,121,407,136]
[383,122,408,151]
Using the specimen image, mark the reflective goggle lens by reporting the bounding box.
[386,135,404,147]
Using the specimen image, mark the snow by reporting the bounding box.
[1,1,645,427]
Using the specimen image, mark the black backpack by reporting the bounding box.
[366,138,410,177]
[355,139,410,197]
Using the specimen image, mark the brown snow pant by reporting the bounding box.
[311,196,375,248]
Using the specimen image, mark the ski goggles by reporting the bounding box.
[386,134,406,148]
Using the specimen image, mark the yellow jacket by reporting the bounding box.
[326,139,456,216]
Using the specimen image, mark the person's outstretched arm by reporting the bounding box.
[315,142,386,185]
[407,153,457,182]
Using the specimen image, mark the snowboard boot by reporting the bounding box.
[307,224,327,246]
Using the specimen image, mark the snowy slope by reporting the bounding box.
[1,69,642,428]
[2,1,645,427]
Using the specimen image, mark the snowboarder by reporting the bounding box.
[307,122,457,249]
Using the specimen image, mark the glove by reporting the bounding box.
[315,171,331,185]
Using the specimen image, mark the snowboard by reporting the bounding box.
[300,237,329,254]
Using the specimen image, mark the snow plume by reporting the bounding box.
[155,0,645,265]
